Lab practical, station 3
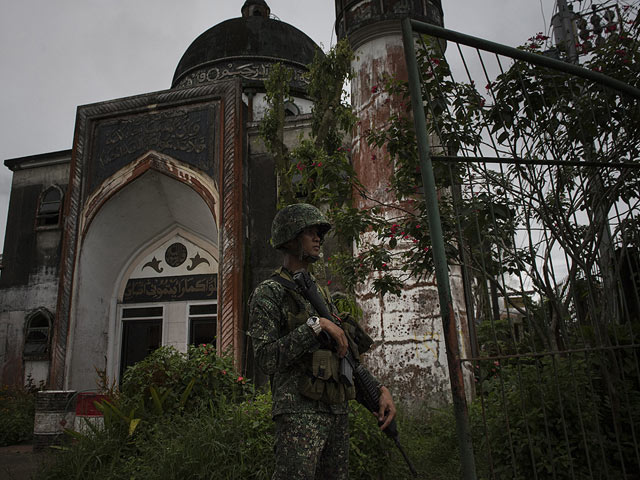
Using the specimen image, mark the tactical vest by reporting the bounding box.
[271,268,374,405]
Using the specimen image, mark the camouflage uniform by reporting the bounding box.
[249,268,349,480]
[249,204,349,480]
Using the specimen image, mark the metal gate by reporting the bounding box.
[401,15,640,480]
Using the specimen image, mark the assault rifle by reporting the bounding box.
[293,271,419,478]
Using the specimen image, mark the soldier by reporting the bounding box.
[249,203,396,479]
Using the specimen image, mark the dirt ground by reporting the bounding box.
[0,445,49,480]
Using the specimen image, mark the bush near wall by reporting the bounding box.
[0,383,37,446]
[36,346,461,479]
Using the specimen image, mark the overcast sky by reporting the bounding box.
[0,0,554,250]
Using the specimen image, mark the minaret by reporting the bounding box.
[334,1,473,406]
[335,1,443,209]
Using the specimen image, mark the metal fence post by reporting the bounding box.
[401,17,478,480]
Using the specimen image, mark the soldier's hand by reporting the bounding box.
[378,386,396,431]
[318,317,348,357]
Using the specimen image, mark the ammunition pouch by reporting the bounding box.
[299,349,356,404]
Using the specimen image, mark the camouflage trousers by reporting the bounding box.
[272,412,349,480]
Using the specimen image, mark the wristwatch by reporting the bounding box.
[306,316,322,335]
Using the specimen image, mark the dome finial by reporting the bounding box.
[242,0,270,18]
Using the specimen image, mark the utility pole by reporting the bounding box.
[553,0,579,63]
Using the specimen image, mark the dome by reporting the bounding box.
[172,2,321,91]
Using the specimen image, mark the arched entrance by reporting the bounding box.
[64,167,219,390]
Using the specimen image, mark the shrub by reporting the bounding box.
[40,391,409,479]
[0,383,37,446]
[119,344,252,417]
[470,351,640,480]
[37,346,410,479]
[110,393,275,480]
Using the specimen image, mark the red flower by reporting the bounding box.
[371,85,378,93]
[296,162,305,172]
[327,280,332,286]
[237,376,244,382]
[221,370,227,375]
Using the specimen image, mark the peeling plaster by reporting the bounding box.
[350,32,474,406]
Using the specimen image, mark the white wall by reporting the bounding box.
[65,170,218,390]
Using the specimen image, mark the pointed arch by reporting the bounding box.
[36,185,64,228]
[24,307,54,359]
[80,151,219,237]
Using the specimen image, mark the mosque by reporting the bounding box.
[0,0,460,404]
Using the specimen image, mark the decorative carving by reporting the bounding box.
[123,274,217,303]
[177,60,310,90]
[391,0,412,14]
[187,252,211,271]
[165,243,188,268]
[142,256,163,273]
[89,105,218,194]
[219,80,244,365]
[336,0,444,41]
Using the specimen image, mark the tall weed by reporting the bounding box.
[37,345,461,479]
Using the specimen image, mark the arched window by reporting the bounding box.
[36,186,63,227]
[24,308,53,358]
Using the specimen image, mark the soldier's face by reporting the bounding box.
[299,226,322,257]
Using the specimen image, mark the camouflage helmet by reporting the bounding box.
[271,203,332,249]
